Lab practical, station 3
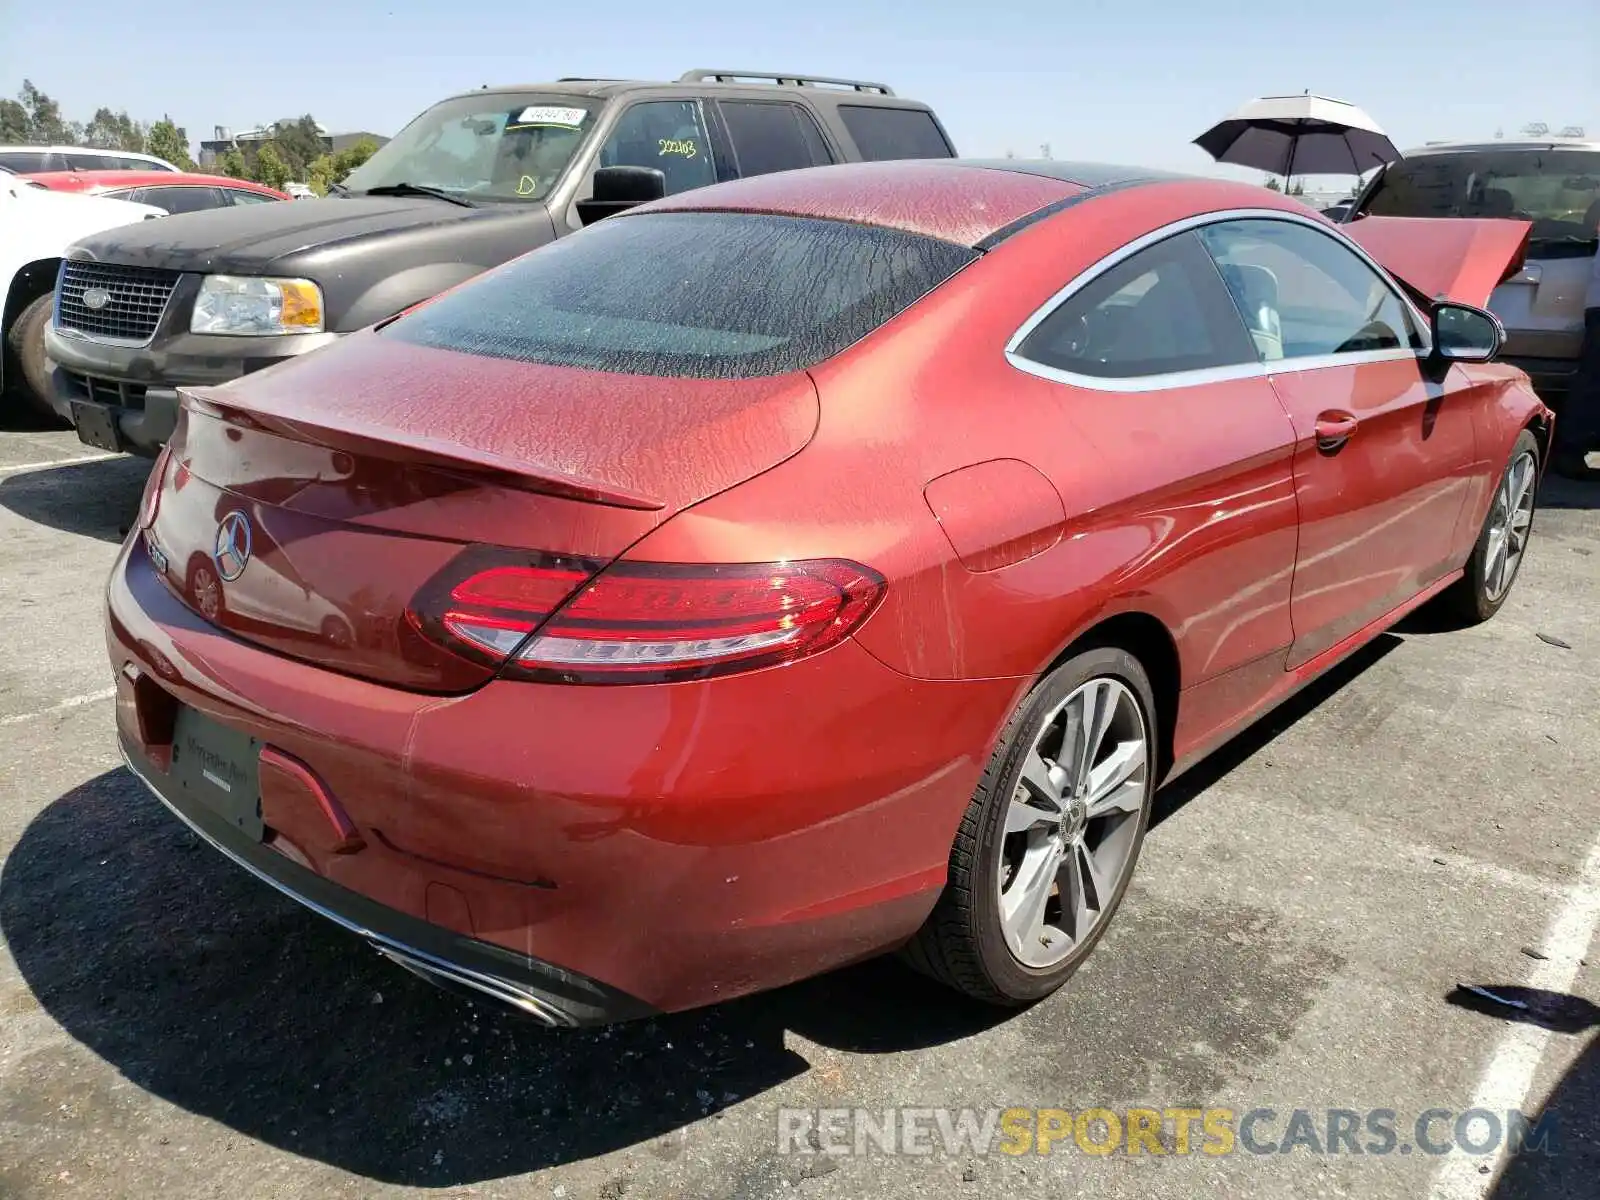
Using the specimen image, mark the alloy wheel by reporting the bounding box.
[997,677,1150,969]
[1484,449,1537,603]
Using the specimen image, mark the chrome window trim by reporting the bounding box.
[1003,206,1435,392]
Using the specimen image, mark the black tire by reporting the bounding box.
[4,292,66,424]
[1437,429,1541,625]
[903,646,1157,1006]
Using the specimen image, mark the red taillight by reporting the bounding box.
[137,446,172,530]
[410,551,886,684]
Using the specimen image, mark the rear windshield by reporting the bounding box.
[1363,148,1600,257]
[384,211,977,378]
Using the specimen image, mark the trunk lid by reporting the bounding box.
[1342,214,1533,308]
[145,330,819,692]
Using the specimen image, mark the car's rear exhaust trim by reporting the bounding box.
[370,943,572,1026]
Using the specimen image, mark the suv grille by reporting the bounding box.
[56,261,181,343]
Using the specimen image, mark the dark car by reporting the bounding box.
[45,69,957,457]
[1347,138,1600,401]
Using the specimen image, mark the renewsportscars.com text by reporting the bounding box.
[775,1106,1560,1158]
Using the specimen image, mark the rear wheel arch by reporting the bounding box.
[1039,610,1181,783]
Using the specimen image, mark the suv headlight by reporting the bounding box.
[190,275,324,335]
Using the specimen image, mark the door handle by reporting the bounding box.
[1314,410,1358,452]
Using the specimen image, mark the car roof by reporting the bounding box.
[0,144,176,161]
[1401,138,1600,156]
[638,158,1218,248]
[442,74,934,110]
[26,170,278,191]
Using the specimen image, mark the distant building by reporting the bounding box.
[198,122,389,168]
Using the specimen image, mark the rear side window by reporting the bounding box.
[837,106,954,160]
[386,211,977,378]
[0,150,54,172]
[63,151,145,170]
[1364,149,1600,257]
[136,186,223,213]
[718,101,833,176]
[1016,231,1257,379]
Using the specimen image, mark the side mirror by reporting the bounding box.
[1431,301,1504,364]
[575,166,667,227]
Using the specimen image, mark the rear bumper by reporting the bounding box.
[121,742,651,1025]
[106,532,1018,1018]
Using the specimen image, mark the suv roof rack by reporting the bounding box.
[677,69,895,96]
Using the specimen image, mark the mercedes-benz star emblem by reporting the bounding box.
[213,510,253,582]
[81,287,111,311]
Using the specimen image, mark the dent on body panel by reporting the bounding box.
[1023,376,1302,685]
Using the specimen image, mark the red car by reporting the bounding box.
[107,159,1550,1025]
[26,170,287,212]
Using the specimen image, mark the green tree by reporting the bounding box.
[252,143,292,190]
[215,146,247,179]
[17,80,79,143]
[83,107,148,152]
[146,117,196,170]
[0,99,27,143]
[269,114,328,178]
[306,136,379,194]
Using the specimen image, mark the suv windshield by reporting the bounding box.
[1363,148,1600,257]
[343,93,599,203]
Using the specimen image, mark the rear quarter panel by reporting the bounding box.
[631,181,1310,705]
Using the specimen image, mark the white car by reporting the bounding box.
[1,174,165,419]
[0,145,180,174]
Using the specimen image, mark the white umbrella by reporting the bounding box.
[1194,94,1401,180]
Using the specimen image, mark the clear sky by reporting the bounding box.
[2,0,1596,191]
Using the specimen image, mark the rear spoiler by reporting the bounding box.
[178,388,666,512]
[1341,216,1533,309]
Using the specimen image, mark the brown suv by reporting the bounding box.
[46,69,956,455]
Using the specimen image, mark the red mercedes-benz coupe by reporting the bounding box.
[107,159,1551,1025]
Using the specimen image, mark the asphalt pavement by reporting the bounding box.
[1,420,1596,1200]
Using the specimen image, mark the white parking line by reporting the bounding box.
[1428,833,1600,1200]
[0,452,121,477]
[0,687,117,728]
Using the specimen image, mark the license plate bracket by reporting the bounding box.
[170,707,263,840]
[72,402,124,453]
